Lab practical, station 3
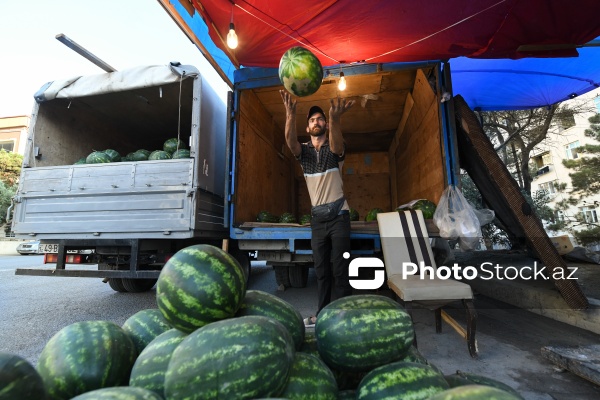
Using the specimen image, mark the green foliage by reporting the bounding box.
[0,180,17,224]
[0,149,23,186]
[573,226,600,247]
[548,113,600,243]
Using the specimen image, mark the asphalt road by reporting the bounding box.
[2,255,600,399]
[0,256,315,367]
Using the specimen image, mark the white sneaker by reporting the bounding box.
[303,316,316,328]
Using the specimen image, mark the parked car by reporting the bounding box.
[16,240,40,255]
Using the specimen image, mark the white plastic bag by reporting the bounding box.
[433,186,481,251]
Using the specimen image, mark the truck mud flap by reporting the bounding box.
[453,94,588,310]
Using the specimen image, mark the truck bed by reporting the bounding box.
[12,158,219,239]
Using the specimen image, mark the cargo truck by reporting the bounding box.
[11,60,453,291]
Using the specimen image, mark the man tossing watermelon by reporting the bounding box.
[280,89,355,327]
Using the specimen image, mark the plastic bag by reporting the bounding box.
[433,186,481,251]
[473,208,495,226]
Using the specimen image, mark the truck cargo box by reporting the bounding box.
[13,63,227,240]
[228,62,455,287]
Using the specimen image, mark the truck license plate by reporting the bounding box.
[39,244,59,253]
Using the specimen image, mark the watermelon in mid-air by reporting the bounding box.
[279,47,323,97]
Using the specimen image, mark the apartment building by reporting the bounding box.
[530,88,600,250]
[0,115,29,155]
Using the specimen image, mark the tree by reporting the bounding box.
[0,150,22,227]
[479,102,594,195]
[0,149,23,186]
[548,113,600,247]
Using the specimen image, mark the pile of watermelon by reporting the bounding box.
[0,244,524,399]
[73,138,191,165]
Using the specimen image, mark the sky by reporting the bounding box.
[0,0,230,118]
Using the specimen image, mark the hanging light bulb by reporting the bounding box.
[338,71,347,91]
[227,22,238,49]
[227,4,238,49]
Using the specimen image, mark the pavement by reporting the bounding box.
[249,251,600,400]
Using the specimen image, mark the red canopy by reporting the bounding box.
[190,0,600,68]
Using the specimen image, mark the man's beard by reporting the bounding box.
[310,126,326,137]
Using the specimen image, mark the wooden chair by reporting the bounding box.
[377,210,478,357]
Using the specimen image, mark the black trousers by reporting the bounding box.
[311,213,353,315]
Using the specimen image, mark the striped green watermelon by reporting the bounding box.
[36,320,136,400]
[299,214,311,225]
[129,328,187,397]
[86,151,112,164]
[171,149,191,159]
[164,315,295,399]
[279,47,323,97]
[156,244,247,333]
[0,352,47,400]
[122,309,172,355]
[445,371,524,399]
[427,384,522,400]
[163,138,187,154]
[315,294,414,372]
[70,386,163,399]
[148,150,171,160]
[131,149,151,161]
[300,330,318,356]
[103,149,121,162]
[74,157,87,165]
[235,290,305,350]
[280,352,338,400]
[357,361,449,400]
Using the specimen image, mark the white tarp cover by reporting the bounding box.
[34,63,199,103]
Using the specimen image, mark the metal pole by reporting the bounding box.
[55,33,116,72]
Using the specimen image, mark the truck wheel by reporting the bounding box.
[107,278,127,292]
[274,265,291,288]
[121,278,158,293]
[289,265,309,288]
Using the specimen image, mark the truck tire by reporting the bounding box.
[121,278,158,293]
[107,278,127,292]
[289,265,309,288]
[274,265,291,288]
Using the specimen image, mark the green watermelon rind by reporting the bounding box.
[0,352,47,400]
[279,212,297,223]
[122,308,172,355]
[36,320,137,400]
[156,244,247,333]
[427,384,522,400]
[365,208,383,222]
[164,315,295,399]
[86,151,112,164]
[315,294,414,372]
[163,138,188,154]
[171,149,191,159]
[129,328,187,397]
[278,47,324,97]
[70,386,163,400]
[148,150,172,160]
[235,289,305,351]
[357,361,449,400]
[103,149,121,162]
[280,352,338,400]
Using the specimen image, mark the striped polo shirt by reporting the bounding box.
[297,141,349,211]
